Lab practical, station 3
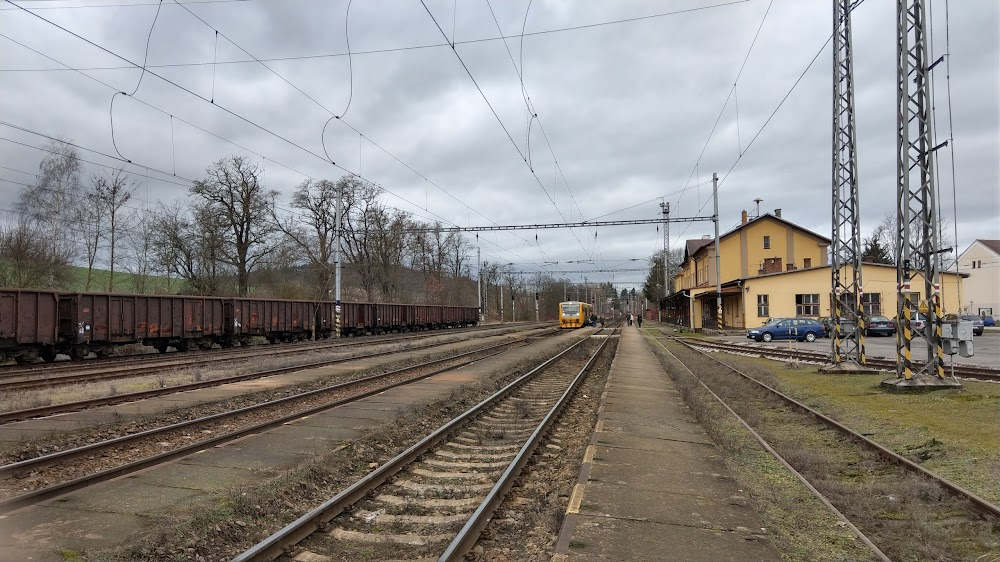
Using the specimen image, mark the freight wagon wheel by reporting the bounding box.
[96,348,111,359]
[40,348,58,363]
[15,354,36,365]
[156,344,169,354]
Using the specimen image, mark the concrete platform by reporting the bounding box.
[553,327,783,562]
[0,327,586,562]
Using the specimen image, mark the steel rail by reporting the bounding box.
[0,340,531,513]
[675,337,1000,382]
[0,328,555,424]
[0,323,543,386]
[647,335,891,562]
[231,333,596,562]
[670,337,1000,519]
[440,324,618,561]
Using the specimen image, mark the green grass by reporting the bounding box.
[740,357,1000,505]
[66,266,181,294]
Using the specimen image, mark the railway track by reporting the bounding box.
[0,337,542,513]
[652,335,1000,562]
[0,326,556,424]
[0,323,540,386]
[231,326,617,562]
[677,336,1000,382]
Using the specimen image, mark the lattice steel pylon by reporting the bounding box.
[831,0,866,366]
[894,0,946,381]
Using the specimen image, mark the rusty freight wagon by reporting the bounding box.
[227,298,328,344]
[442,305,478,327]
[0,289,60,364]
[58,293,227,357]
[337,303,396,336]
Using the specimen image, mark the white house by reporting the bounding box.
[956,239,1000,320]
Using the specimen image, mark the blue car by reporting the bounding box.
[747,318,827,343]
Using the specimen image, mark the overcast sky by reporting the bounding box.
[1,0,997,291]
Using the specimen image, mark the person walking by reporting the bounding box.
[637,315,643,328]
[627,313,633,326]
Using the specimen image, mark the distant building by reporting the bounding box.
[956,240,999,320]
[662,210,966,330]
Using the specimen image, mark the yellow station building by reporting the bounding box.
[662,210,965,331]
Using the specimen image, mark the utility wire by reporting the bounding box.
[3,1,484,240]
[0,135,195,188]
[671,0,773,217]
[0,0,251,8]
[422,0,610,282]
[672,18,842,246]
[0,1,751,71]
[167,0,552,264]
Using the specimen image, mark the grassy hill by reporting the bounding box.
[65,267,184,294]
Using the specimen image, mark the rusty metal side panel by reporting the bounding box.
[0,290,59,345]
[341,301,360,330]
[315,301,334,332]
[109,295,137,342]
[232,299,266,336]
[184,298,205,337]
[206,297,224,336]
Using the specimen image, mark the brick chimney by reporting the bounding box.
[774,208,782,218]
[741,210,748,225]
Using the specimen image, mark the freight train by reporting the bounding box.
[0,289,479,364]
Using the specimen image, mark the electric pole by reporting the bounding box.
[334,178,343,338]
[889,0,954,388]
[712,173,722,331]
[661,200,669,323]
[476,236,482,324]
[830,0,866,367]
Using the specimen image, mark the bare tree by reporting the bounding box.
[123,208,159,293]
[480,262,501,317]
[341,180,411,301]
[95,170,136,291]
[875,212,955,268]
[152,203,229,295]
[0,219,72,288]
[191,156,278,296]
[76,169,137,291]
[14,140,84,264]
[76,183,105,291]
[275,178,343,299]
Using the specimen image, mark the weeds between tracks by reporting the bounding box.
[95,340,598,562]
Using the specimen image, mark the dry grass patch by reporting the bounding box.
[715,354,1000,505]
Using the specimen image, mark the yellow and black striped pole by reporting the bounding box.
[335,303,342,339]
[932,283,945,379]
[833,293,842,364]
[901,280,913,380]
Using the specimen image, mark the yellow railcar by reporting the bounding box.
[559,301,594,328]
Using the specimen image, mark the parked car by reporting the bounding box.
[818,316,866,338]
[747,318,826,343]
[864,315,896,337]
[984,316,996,327]
[817,316,832,337]
[944,314,985,336]
[893,312,927,333]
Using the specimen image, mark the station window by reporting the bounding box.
[803,257,812,268]
[757,294,769,317]
[763,235,771,249]
[861,293,881,315]
[795,294,820,316]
